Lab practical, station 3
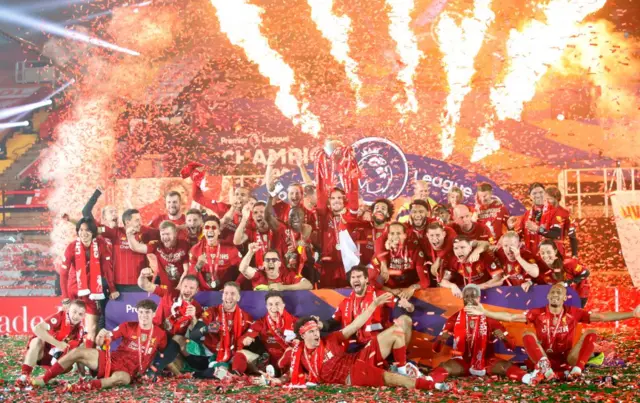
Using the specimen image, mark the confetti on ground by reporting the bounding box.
[2,329,639,402]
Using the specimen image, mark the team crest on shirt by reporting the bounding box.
[50,318,58,325]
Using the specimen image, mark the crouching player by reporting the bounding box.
[33,299,167,391]
[234,291,297,377]
[465,283,640,381]
[430,285,536,385]
[279,293,450,392]
[17,300,87,385]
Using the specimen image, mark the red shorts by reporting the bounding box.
[452,356,503,376]
[347,337,386,387]
[95,350,139,379]
[356,336,385,368]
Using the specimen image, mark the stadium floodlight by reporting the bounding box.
[0,100,52,120]
[0,121,29,129]
[0,6,140,56]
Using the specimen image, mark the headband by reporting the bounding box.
[299,320,318,336]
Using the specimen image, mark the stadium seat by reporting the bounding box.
[0,133,38,174]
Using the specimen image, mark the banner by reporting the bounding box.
[0,297,64,335]
[610,191,640,287]
[105,286,580,366]
[254,137,526,215]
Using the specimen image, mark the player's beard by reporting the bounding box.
[352,282,364,295]
[372,212,387,226]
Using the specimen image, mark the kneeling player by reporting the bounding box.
[18,300,87,385]
[187,281,252,378]
[138,268,202,376]
[234,291,297,376]
[280,293,449,391]
[465,283,640,381]
[33,299,167,391]
[430,285,535,385]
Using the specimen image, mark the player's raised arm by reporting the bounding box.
[464,304,527,323]
[590,305,640,323]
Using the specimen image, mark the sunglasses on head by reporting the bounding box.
[204,224,218,230]
[264,258,280,263]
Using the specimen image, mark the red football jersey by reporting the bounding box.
[376,239,431,289]
[250,269,303,289]
[346,219,387,267]
[241,313,297,365]
[147,239,191,289]
[42,310,85,343]
[273,200,317,230]
[451,222,494,243]
[100,226,160,285]
[427,226,457,279]
[332,289,392,345]
[525,305,590,355]
[519,204,544,255]
[61,236,114,298]
[199,306,252,356]
[244,225,287,268]
[445,252,499,288]
[443,310,506,361]
[148,213,186,229]
[152,286,203,336]
[476,201,510,240]
[494,247,538,286]
[109,322,168,376]
[305,332,352,385]
[188,239,242,291]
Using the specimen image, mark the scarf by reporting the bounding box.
[452,310,488,376]
[342,286,383,340]
[290,340,325,385]
[266,311,297,350]
[167,297,193,335]
[75,238,103,300]
[216,306,244,362]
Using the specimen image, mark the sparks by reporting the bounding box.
[307,0,365,110]
[210,0,322,137]
[435,0,494,158]
[472,0,607,162]
[385,0,423,116]
[490,0,607,122]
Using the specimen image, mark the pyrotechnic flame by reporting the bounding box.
[41,7,179,262]
[471,0,607,162]
[490,0,607,121]
[553,20,640,118]
[435,0,494,158]
[210,0,322,136]
[385,0,423,116]
[307,0,366,110]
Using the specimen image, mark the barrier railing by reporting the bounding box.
[0,189,49,231]
[557,166,639,219]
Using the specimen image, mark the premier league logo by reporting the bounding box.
[352,137,409,204]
